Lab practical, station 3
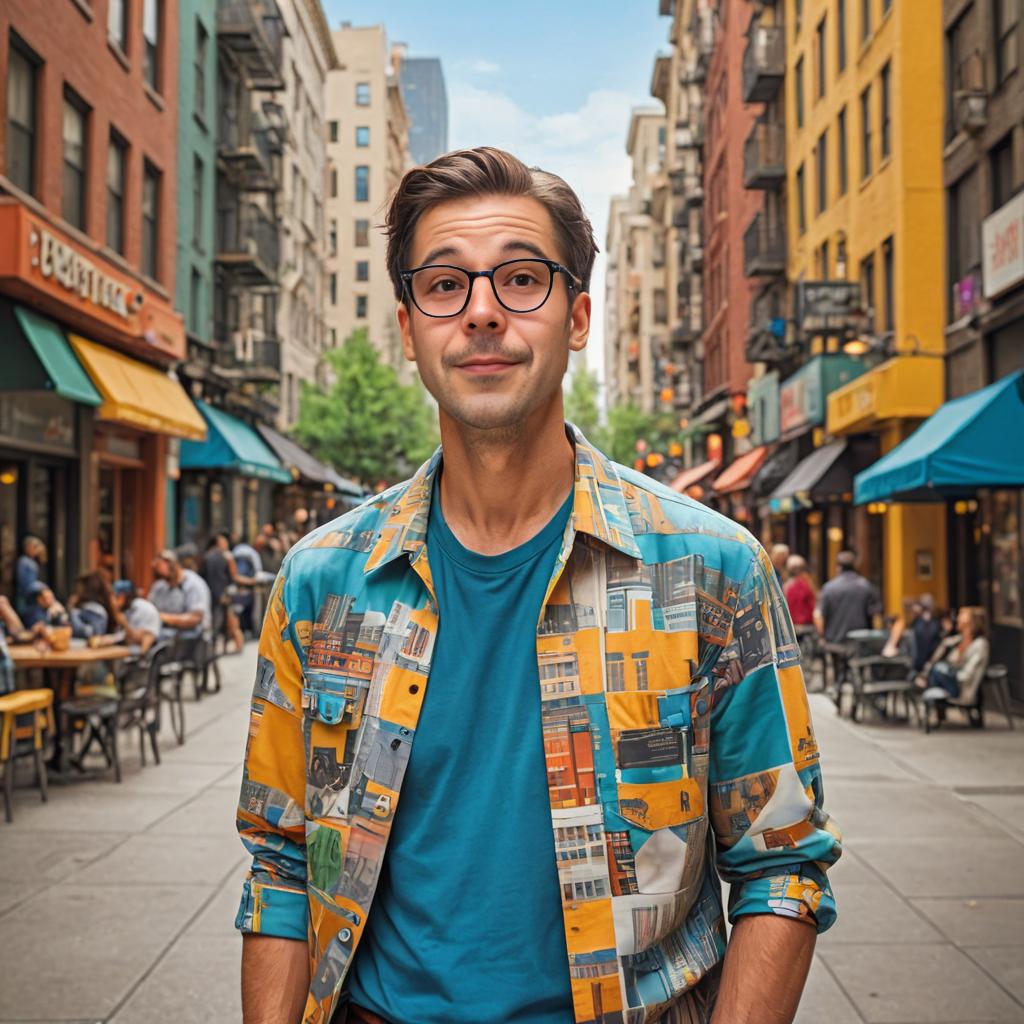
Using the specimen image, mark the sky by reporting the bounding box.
[322,0,670,383]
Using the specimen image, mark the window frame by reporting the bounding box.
[860,85,873,179]
[355,125,370,147]
[837,0,847,72]
[192,154,204,250]
[837,106,849,195]
[860,252,876,328]
[882,236,894,332]
[861,0,872,41]
[355,260,369,282]
[6,36,39,197]
[795,55,805,128]
[796,162,807,234]
[106,130,127,254]
[62,87,90,231]
[880,61,892,160]
[143,0,161,93]
[816,128,828,214]
[995,0,1020,86]
[989,133,1016,211]
[355,81,370,106]
[142,160,161,281]
[108,0,128,52]
[328,120,338,143]
[355,294,368,319]
[816,16,827,99]
[194,18,208,118]
[355,218,369,247]
[355,164,369,202]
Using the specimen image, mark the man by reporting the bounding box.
[15,536,46,617]
[21,581,68,631]
[112,580,162,654]
[148,548,211,641]
[237,148,840,1024]
[814,549,882,645]
[784,554,817,628]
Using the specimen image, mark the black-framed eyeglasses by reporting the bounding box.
[399,258,582,318]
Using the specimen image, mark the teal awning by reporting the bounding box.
[0,301,101,406]
[854,371,1024,504]
[179,400,291,484]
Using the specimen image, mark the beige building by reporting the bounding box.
[276,0,339,428]
[325,24,412,371]
[605,108,667,414]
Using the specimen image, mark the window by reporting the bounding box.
[328,120,338,142]
[355,165,369,202]
[355,218,369,246]
[882,0,892,12]
[796,163,806,234]
[355,295,368,318]
[6,38,38,195]
[356,81,370,106]
[192,155,203,248]
[880,61,891,159]
[329,272,337,306]
[861,0,871,40]
[106,132,127,253]
[62,90,89,230]
[329,167,337,197]
[882,236,894,331]
[837,0,847,72]
[860,85,872,178]
[820,238,830,277]
[142,162,160,280]
[189,269,202,336]
[816,129,828,214]
[194,19,208,117]
[795,56,805,128]
[356,260,369,282]
[995,0,1019,86]
[838,106,848,194]
[143,0,161,91]
[108,0,128,51]
[328,219,337,256]
[860,253,876,327]
[990,133,1015,210]
[356,125,370,147]
[794,0,803,35]
[816,17,827,98]
[948,169,981,292]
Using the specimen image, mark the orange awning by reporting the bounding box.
[711,446,768,494]
[670,459,721,493]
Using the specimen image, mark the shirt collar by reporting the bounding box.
[362,423,642,576]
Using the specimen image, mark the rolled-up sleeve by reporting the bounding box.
[708,546,841,933]
[235,569,309,942]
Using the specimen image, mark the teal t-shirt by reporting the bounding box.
[344,475,575,1023]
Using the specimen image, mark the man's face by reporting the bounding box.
[152,557,172,581]
[34,542,48,564]
[396,195,591,433]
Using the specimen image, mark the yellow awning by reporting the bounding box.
[826,356,943,436]
[68,334,207,440]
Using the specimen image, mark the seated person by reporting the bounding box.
[21,582,69,631]
[149,548,212,646]
[112,579,161,654]
[916,606,990,714]
[0,594,27,640]
[67,572,116,641]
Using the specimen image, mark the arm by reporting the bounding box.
[242,934,309,1024]
[159,609,202,630]
[711,914,817,1024]
[709,548,841,1010]
[236,569,311,1021]
[228,553,258,587]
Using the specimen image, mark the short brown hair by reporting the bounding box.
[384,146,599,300]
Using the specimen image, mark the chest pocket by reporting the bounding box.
[606,688,707,832]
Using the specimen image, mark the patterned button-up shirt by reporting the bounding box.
[235,429,841,1024]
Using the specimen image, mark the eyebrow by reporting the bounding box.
[416,239,553,268]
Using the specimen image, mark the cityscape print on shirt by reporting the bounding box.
[236,427,841,1024]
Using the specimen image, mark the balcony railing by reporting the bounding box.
[683,172,704,207]
[743,119,785,190]
[742,22,785,103]
[218,116,280,192]
[216,202,279,286]
[743,213,786,277]
[217,0,285,91]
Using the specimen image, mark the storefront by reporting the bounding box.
[178,401,292,548]
[709,446,766,530]
[0,199,192,595]
[256,423,364,528]
[854,370,1024,700]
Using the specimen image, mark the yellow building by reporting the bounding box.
[785,0,946,611]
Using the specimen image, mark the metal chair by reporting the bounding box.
[928,664,1016,733]
[117,641,172,766]
[847,654,916,723]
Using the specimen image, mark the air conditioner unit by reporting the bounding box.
[954,90,988,134]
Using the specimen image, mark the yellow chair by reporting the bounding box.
[0,689,54,823]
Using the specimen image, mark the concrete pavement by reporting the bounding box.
[0,646,1021,1023]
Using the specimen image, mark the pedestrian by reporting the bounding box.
[784,554,817,627]
[200,533,255,653]
[254,522,285,575]
[770,542,790,583]
[236,147,841,1024]
[814,549,883,645]
[15,535,46,617]
[148,548,211,642]
[111,579,162,654]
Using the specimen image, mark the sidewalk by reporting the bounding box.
[0,650,1021,1022]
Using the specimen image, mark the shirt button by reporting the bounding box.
[409,684,420,695]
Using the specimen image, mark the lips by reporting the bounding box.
[457,359,519,373]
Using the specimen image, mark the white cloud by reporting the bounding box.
[470,58,501,74]
[448,83,648,387]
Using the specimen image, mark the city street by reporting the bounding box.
[0,647,1022,1023]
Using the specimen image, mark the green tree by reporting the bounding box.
[295,328,439,487]
[564,365,601,439]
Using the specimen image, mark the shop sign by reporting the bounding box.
[780,362,823,435]
[830,372,878,428]
[982,191,1024,299]
[0,393,76,453]
[749,370,780,445]
[35,229,131,320]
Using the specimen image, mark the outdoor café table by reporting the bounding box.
[8,643,133,773]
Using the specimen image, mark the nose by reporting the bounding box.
[461,273,505,332]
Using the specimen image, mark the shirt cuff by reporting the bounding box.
[728,863,837,934]
[235,876,308,941]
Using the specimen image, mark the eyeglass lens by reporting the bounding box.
[409,260,554,316]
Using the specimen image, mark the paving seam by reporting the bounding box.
[957,946,1024,1012]
[810,951,869,1023]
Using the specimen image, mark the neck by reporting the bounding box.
[436,398,575,556]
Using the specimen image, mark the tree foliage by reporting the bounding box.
[295,328,439,487]
[564,365,601,440]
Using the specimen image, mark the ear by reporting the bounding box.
[568,291,591,354]
[397,302,416,362]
